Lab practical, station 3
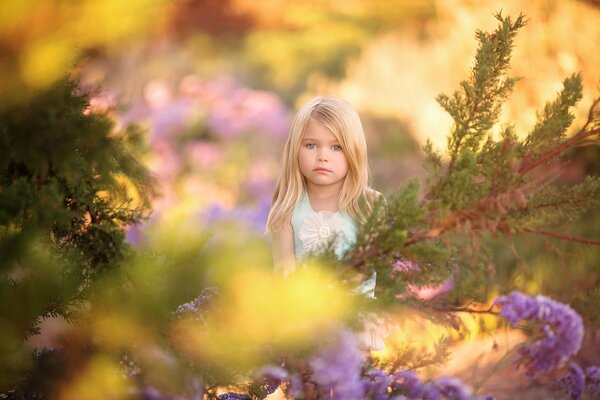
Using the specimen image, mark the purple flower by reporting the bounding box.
[392,370,440,400]
[363,368,393,400]
[554,362,585,400]
[493,291,539,325]
[216,393,251,400]
[258,365,288,396]
[585,365,600,397]
[201,200,271,232]
[172,287,219,322]
[434,376,472,400]
[309,328,365,399]
[141,387,175,400]
[287,374,304,399]
[392,256,420,273]
[494,291,584,377]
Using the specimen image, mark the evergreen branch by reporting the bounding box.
[519,96,600,174]
[523,227,600,246]
[429,305,498,315]
[530,197,589,211]
[519,127,600,174]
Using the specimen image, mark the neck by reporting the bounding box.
[305,181,343,212]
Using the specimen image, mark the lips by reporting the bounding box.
[313,167,332,173]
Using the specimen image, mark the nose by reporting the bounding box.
[317,148,328,161]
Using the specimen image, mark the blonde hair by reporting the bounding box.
[266,97,373,234]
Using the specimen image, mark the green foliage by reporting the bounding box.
[349,11,600,330]
[572,285,600,327]
[438,13,525,165]
[521,74,583,162]
[0,78,155,388]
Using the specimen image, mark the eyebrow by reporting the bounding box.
[301,137,340,143]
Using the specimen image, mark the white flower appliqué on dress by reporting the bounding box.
[298,211,346,254]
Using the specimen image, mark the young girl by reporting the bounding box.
[266,96,379,300]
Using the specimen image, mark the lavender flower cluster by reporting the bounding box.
[309,329,365,399]
[250,365,481,400]
[585,366,600,398]
[553,364,600,400]
[363,369,485,400]
[554,362,585,400]
[494,291,600,399]
[494,291,584,377]
[245,329,484,400]
[172,287,219,322]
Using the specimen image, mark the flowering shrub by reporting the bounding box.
[494,291,584,377]
[585,366,600,398]
[308,329,365,399]
[554,362,585,400]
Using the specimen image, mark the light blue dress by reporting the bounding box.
[291,191,377,298]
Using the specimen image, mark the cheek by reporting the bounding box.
[339,153,349,170]
[297,150,311,169]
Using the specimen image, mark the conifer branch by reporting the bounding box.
[430,304,498,315]
[523,228,600,246]
[519,96,600,174]
[519,128,600,174]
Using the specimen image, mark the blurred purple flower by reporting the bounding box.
[392,370,440,399]
[243,91,291,139]
[149,142,182,182]
[434,376,472,400]
[149,100,192,143]
[309,328,365,400]
[201,199,271,232]
[141,387,175,400]
[494,291,584,377]
[173,287,219,323]
[363,368,392,400]
[553,362,585,400]
[258,365,288,396]
[216,393,251,400]
[186,141,224,170]
[392,256,420,273]
[125,223,144,246]
[287,374,304,399]
[197,76,289,139]
[120,81,193,145]
[125,213,159,247]
[245,159,277,201]
[585,366,600,397]
[393,256,454,300]
[408,279,455,301]
[86,91,117,115]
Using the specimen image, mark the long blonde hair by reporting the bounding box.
[266,97,373,234]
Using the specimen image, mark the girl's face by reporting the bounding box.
[298,117,349,191]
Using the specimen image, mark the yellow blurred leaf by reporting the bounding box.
[20,38,74,89]
[60,357,129,400]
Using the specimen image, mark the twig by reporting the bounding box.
[430,305,498,315]
[523,228,600,246]
[518,97,600,174]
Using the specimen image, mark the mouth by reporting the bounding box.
[313,167,332,173]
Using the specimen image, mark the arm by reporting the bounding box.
[272,220,296,277]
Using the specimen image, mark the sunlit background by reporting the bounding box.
[3,0,599,231]
[2,0,600,398]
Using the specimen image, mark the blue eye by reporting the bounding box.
[331,145,342,151]
[306,144,317,149]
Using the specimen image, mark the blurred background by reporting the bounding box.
[1,0,600,398]
[3,0,599,236]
